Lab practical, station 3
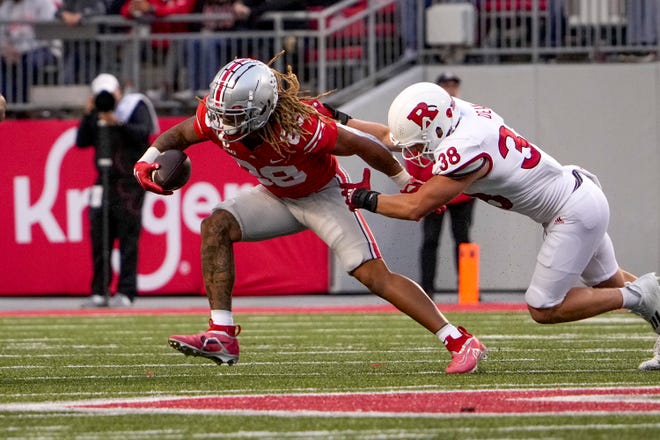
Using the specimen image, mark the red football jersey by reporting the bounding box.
[194,100,339,199]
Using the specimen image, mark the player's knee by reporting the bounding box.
[351,259,387,291]
[528,306,558,324]
[201,210,239,241]
[525,285,565,324]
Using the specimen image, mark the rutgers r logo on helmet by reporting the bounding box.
[406,102,439,130]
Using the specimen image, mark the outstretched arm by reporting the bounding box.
[344,167,487,221]
[332,124,412,189]
[345,119,395,150]
[320,103,395,151]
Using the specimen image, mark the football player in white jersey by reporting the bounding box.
[341,82,660,367]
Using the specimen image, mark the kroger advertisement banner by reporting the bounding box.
[0,118,329,296]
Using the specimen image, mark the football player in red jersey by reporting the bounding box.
[134,57,486,374]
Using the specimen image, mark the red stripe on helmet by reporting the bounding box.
[213,59,250,104]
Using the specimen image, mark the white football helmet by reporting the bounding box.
[387,82,458,167]
[206,58,279,141]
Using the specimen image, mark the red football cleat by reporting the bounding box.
[444,326,487,374]
[168,320,241,365]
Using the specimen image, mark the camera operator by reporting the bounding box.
[76,73,159,308]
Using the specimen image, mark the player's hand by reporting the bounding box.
[340,168,379,212]
[400,176,424,194]
[133,161,172,195]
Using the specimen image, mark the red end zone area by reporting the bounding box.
[5,388,660,417]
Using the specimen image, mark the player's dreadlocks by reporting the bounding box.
[260,53,321,157]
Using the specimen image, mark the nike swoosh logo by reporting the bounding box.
[467,347,482,360]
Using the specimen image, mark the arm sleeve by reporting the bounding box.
[75,112,99,148]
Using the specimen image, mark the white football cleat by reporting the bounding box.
[639,336,660,371]
[626,272,660,334]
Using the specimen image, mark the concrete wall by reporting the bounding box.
[331,63,660,293]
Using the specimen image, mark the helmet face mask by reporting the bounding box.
[388,82,457,167]
[400,142,435,168]
[207,105,250,136]
[206,59,278,141]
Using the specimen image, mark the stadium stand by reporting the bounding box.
[0,0,656,116]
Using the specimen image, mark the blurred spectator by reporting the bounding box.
[106,0,127,15]
[55,0,107,84]
[230,0,325,70]
[173,0,332,101]
[121,0,198,99]
[403,0,432,56]
[121,0,198,46]
[407,71,476,295]
[233,0,306,30]
[0,0,58,103]
[175,0,238,101]
[547,0,566,48]
[628,0,659,56]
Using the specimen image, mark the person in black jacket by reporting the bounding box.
[76,73,159,308]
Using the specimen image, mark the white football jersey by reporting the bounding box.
[432,98,576,224]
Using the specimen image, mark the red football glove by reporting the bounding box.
[133,161,173,195]
[340,168,378,212]
[400,176,424,194]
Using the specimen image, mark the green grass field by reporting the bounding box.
[1,308,659,439]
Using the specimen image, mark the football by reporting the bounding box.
[151,150,192,191]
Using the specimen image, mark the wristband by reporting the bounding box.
[139,146,161,163]
[336,110,352,125]
[352,188,380,212]
[390,168,412,189]
[322,102,352,125]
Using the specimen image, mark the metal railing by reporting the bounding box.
[1,0,658,115]
[0,0,407,115]
[423,0,658,63]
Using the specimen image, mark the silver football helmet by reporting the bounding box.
[206,58,279,141]
[387,82,458,167]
